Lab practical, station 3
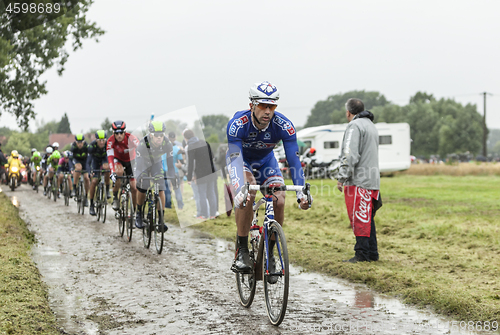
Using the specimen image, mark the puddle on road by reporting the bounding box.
[10,195,20,207]
[32,244,100,335]
[187,230,488,335]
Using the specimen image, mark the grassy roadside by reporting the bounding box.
[166,175,500,323]
[0,192,59,335]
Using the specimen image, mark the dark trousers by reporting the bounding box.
[354,197,381,261]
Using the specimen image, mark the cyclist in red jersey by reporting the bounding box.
[107,120,140,211]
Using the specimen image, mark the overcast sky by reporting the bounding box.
[2,0,500,133]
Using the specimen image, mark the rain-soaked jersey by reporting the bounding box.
[226,109,304,193]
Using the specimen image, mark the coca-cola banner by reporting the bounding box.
[344,186,380,237]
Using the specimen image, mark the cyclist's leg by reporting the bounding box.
[232,164,257,273]
[134,167,149,228]
[113,160,124,193]
[89,160,99,201]
[129,179,138,208]
[57,167,63,188]
[112,161,124,209]
[74,162,82,189]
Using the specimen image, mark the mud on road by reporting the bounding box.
[7,185,485,335]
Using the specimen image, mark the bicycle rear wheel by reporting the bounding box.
[235,235,257,307]
[64,179,70,206]
[263,220,289,326]
[125,190,133,242]
[142,195,152,248]
[153,196,164,254]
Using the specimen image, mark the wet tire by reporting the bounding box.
[263,220,289,326]
[235,234,257,307]
[96,186,102,222]
[125,190,133,242]
[102,190,107,223]
[154,196,164,254]
[142,194,152,249]
[10,176,15,191]
[118,192,125,237]
[64,179,70,206]
[52,177,57,202]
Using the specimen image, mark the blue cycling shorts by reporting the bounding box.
[243,155,284,187]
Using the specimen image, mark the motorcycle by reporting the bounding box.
[302,156,340,180]
[7,166,21,191]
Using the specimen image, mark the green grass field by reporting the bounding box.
[170,175,500,323]
[0,192,59,334]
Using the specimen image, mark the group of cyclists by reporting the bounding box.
[15,120,178,230]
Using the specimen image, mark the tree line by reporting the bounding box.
[305,90,499,158]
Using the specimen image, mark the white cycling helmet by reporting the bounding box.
[52,142,59,148]
[46,147,53,154]
[249,81,280,105]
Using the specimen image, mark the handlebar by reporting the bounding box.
[240,182,312,208]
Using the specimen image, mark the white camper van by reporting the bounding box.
[295,123,411,173]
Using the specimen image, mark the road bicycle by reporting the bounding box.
[74,170,87,215]
[235,182,311,326]
[92,169,110,223]
[47,173,58,202]
[62,172,72,206]
[115,175,134,242]
[140,176,167,254]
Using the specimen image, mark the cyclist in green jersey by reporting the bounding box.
[30,151,42,190]
[43,150,61,196]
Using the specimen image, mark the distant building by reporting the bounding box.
[49,133,96,150]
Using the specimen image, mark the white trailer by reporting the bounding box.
[295,122,411,173]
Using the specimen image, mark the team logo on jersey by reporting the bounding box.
[243,141,276,149]
[264,132,271,140]
[257,81,278,96]
[230,167,240,189]
[249,132,257,137]
[273,115,295,136]
[228,115,249,137]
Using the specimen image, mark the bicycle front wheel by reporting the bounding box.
[153,196,164,254]
[263,220,289,326]
[118,192,125,237]
[235,235,257,307]
[64,179,70,206]
[96,185,102,222]
[102,186,107,223]
[52,177,57,202]
[142,197,152,249]
[125,190,133,242]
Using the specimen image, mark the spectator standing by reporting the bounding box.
[336,98,383,263]
[184,129,218,219]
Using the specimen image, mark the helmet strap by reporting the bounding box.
[251,103,262,126]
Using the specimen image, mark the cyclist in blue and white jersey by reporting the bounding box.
[226,81,311,273]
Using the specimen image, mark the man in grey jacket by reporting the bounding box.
[337,98,382,263]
